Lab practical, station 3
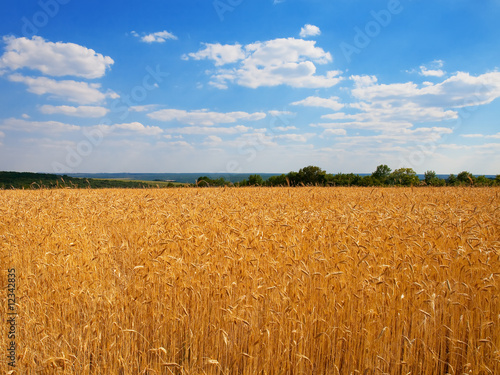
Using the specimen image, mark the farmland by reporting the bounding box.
[1,187,499,374]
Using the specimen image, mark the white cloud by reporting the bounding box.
[317,71,500,135]
[439,143,500,151]
[274,133,310,142]
[148,109,266,125]
[164,140,193,148]
[322,104,456,124]
[322,128,347,136]
[0,118,80,133]
[328,127,453,147]
[204,135,223,144]
[268,110,296,117]
[291,96,344,111]
[0,36,114,79]
[273,126,297,131]
[420,67,446,77]
[419,60,446,77]
[313,121,414,132]
[185,37,342,89]
[461,132,500,139]
[135,31,178,43]
[39,105,109,118]
[351,71,500,108]
[166,125,250,135]
[95,122,163,136]
[129,105,159,112]
[184,43,245,66]
[300,24,321,38]
[8,74,119,104]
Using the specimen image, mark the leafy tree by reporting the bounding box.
[457,171,474,185]
[297,165,327,185]
[286,171,300,186]
[248,174,264,186]
[474,175,491,186]
[196,176,230,187]
[267,174,288,186]
[446,174,457,186]
[359,175,376,186]
[388,168,420,186]
[372,164,392,183]
[424,170,445,186]
[424,170,436,184]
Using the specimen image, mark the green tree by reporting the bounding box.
[372,164,392,184]
[457,171,474,185]
[446,174,457,186]
[474,175,491,186]
[424,170,445,186]
[248,174,264,186]
[267,174,288,186]
[286,171,300,186]
[297,165,327,185]
[424,170,436,184]
[388,168,420,186]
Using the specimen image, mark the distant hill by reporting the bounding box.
[65,172,284,184]
[0,171,164,189]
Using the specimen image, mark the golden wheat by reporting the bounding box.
[1,187,499,374]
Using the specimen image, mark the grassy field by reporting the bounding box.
[1,187,499,374]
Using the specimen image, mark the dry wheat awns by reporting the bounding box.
[1,187,499,374]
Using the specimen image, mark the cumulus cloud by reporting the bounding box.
[327,127,453,147]
[310,71,500,134]
[268,110,296,117]
[148,109,266,126]
[166,125,250,135]
[419,60,446,77]
[0,118,80,133]
[8,74,119,104]
[0,36,114,79]
[133,30,178,43]
[39,105,109,118]
[129,105,159,112]
[461,132,500,139]
[273,125,297,131]
[322,128,347,136]
[185,37,341,89]
[97,122,163,136]
[351,71,500,108]
[274,133,310,142]
[183,43,245,66]
[291,96,344,111]
[300,24,321,38]
[203,135,223,144]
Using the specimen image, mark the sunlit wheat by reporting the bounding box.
[1,187,498,374]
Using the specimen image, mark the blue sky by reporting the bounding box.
[0,0,499,174]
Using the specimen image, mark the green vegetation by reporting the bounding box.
[0,171,160,189]
[238,165,498,187]
[1,167,498,190]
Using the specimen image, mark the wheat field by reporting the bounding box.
[1,187,499,374]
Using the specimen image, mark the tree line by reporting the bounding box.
[197,165,500,187]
